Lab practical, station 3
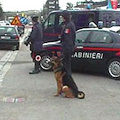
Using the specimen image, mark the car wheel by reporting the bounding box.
[12,46,17,51]
[16,45,19,50]
[40,55,52,71]
[107,58,120,80]
[12,44,19,51]
[16,43,20,50]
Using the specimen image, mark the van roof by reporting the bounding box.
[49,9,120,14]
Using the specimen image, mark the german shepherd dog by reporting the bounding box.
[51,56,85,99]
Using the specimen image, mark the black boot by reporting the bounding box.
[29,62,41,74]
[29,69,41,74]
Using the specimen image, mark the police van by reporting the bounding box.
[42,9,120,43]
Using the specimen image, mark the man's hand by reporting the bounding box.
[24,40,29,46]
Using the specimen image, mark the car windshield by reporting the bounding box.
[0,27,16,34]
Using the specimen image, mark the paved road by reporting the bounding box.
[0,50,7,59]
[0,39,120,120]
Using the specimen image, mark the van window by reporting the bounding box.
[44,13,55,29]
[88,14,95,23]
[59,16,63,25]
[72,13,95,29]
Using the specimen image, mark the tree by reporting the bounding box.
[41,3,49,19]
[66,2,73,10]
[0,3,4,20]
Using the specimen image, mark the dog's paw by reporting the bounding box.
[77,91,85,99]
[54,94,59,97]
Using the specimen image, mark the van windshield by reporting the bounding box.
[44,13,56,29]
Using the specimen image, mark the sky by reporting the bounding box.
[0,0,81,11]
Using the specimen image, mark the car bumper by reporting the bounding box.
[0,40,19,48]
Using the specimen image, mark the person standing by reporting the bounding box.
[24,15,43,74]
[60,10,76,75]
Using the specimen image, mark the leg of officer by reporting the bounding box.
[62,51,72,75]
[29,52,41,74]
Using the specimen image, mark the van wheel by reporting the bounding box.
[40,55,52,71]
[107,58,120,80]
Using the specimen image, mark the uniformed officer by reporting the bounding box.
[24,15,43,74]
[60,10,76,75]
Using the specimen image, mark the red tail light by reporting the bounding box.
[15,35,19,40]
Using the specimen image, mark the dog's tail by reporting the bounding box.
[77,91,85,99]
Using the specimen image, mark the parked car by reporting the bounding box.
[0,20,10,26]
[0,25,20,50]
[0,21,7,26]
[40,28,120,80]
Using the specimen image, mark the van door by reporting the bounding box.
[43,12,63,43]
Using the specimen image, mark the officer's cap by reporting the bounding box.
[61,10,71,20]
[31,15,38,22]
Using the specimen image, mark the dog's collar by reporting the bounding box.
[54,66,63,73]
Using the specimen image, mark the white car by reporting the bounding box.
[0,21,7,26]
[0,21,10,26]
[110,26,120,33]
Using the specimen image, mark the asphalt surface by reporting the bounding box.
[0,37,120,120]
[0,50,7,58]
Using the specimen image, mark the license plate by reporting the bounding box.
[1,36,11,39]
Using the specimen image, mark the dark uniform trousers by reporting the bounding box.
[62,50,73,75]
[31,51,41,70]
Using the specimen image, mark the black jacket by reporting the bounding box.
[28,22,43,52]
[61,21,76,54]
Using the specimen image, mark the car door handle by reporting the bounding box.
[76,46,83,49]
